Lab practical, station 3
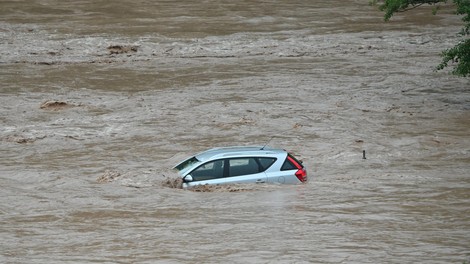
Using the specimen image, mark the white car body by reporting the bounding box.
[173,146,307,188]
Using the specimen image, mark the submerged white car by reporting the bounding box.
[174,146,307,188]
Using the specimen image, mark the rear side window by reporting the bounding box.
[281,154,303,171]
[228,157,276,177]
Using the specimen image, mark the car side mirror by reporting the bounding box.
[183,175,193,183]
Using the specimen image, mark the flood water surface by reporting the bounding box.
[1,1,469,263]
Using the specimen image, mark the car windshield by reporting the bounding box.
[174,156,199,172]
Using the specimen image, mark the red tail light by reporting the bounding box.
[287,155,308,183]
[295,168,307,182]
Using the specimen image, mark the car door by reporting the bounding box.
[223,157,267,185]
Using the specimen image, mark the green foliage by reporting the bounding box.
[438,39,470,76]
[438,0,470,76]
[455,0,470,35]
[374,0,447,21]
[373,0,470,76]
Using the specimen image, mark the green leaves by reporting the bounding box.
[438,39,470,76]
[376,0,447,21]
[374,0,470,77]
[445,0,470,76]
[454,0,470,35]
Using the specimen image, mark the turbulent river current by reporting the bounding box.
[1,1,469,263]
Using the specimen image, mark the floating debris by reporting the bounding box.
[107,45,138,55]
[97,170,121,183]
[293,123,303,129]
[40,100,76,111]
[4,134,45,144]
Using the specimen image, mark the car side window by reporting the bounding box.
[190,159,225,181]
[229,158,260,177]
[258,157,276,171]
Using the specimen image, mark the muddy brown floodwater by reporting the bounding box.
[1,0,470,263]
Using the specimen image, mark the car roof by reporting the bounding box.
[194,146,286,162]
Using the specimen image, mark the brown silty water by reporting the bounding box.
[1,1,469,263]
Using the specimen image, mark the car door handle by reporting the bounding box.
[256,179,265,183]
